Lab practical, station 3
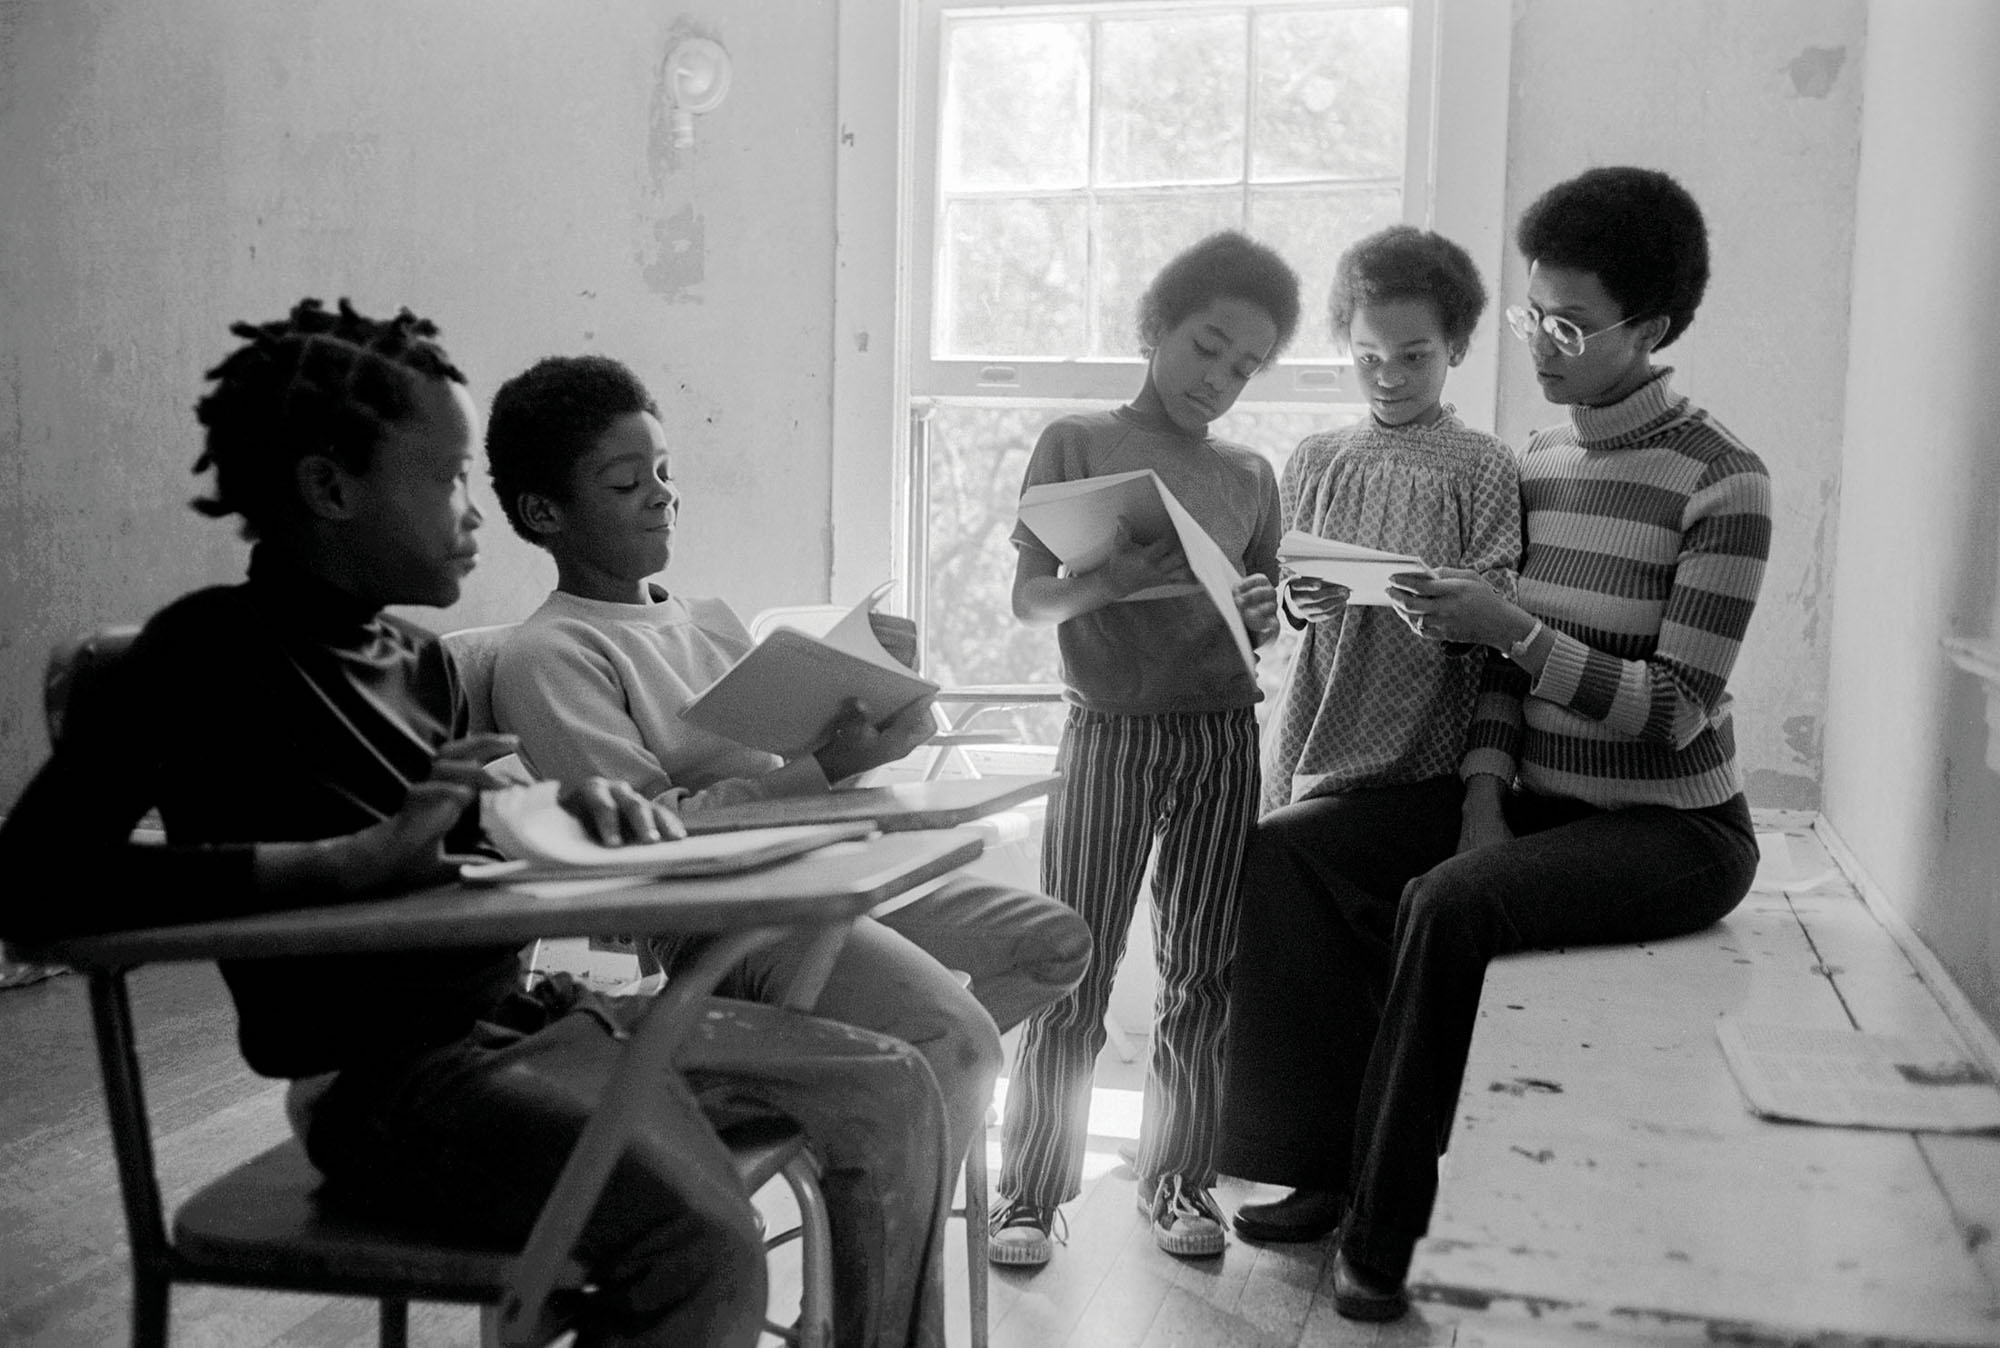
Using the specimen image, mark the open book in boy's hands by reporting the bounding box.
[461,780,873,884]
[1277,529,1435,607]
[679,582,940,759]
[1017,469,1256,673]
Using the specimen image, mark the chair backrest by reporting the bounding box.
[442,623,519,735]
[746,604,848,644]
[45,625,141,747]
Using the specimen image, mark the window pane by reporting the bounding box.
[938,197,1089,357]
[942,19,1089,190]
[924,403,1072,746]
[1248,185,1404,358]
[1091,191,1243,357]
[1097,13,1247,186]
[1253,6,1410,181]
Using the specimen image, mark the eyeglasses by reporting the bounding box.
[1504,304,1647,358]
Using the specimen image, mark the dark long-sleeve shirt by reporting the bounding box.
[0,548,520,1077]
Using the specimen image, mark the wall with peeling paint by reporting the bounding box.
[1823,0,2000,1035]
[2,0,1991,1038]
[0,1,841,805]
[1495,0,1866,812]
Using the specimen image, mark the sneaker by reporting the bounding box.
[988,1197,1064,1267]
[1146,1175,1226,1258]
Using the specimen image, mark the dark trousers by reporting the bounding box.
[1222,786,1757,1285]
[1218,776,1466,1190]
[306,975,949,1348]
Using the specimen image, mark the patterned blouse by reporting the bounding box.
[1264,409,1521,812]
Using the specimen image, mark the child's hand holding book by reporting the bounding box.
[813,695,937,783]
[1093,519,1195,602]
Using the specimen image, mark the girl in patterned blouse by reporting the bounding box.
[1218,225,1520,1271]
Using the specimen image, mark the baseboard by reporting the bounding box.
[1813,813,2000,1081]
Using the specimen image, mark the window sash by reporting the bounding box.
[908,0,1435,405]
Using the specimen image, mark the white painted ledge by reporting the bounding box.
[1943,634,2000,772]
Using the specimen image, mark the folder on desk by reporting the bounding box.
[682,775,1057,836]
[464,781,874,883]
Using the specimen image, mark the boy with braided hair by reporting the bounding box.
[0,298,952,1347]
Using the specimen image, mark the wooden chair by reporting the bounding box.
[25,628,866,1348]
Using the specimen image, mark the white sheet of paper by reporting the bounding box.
[1716,1014,2000,1133]
[1017,469,1254,672]
[1277,529,1433,606]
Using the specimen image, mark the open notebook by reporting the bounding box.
[1277,529,1434,606]
[678,580,937,758]
[461,781,874,884]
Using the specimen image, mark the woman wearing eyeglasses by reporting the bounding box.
[1298,166,1772,1321]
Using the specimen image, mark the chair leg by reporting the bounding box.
[377,1297,409,1348]
[964,1112,991,1348]
[782,1152,834,1348]
[478,1303,503,1348]
[129,1269,169,1348]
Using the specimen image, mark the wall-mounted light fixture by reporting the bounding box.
[667,37,732,148]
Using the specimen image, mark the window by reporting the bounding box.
[831,0,1508,727]
[921,0,1424,393]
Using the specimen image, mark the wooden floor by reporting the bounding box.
[3,823,1997,1346]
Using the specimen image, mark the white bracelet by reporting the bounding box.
[1507,618,1545,664]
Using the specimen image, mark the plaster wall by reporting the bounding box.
[1495,0,1866,810]
[1823,0,2000,1033]
[0,0,840,804]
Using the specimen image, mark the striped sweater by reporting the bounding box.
[1460,370,1771,810]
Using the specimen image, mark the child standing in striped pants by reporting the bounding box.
[991,231,1299,1265]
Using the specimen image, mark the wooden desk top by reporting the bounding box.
[27,831,982,970]
[682,774,1055,836]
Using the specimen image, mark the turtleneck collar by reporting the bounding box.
[245,545,392,647]
[1569,367,1691,450]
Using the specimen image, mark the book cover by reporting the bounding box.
[679,583,939,758]
[1017,469,1256,673]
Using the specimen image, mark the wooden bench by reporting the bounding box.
[1406,821,2000,1345]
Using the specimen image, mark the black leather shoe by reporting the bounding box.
[1230,1187,1344,1242]
[1331,1251,1408,1322]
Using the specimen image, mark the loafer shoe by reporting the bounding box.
[1332,1250,1407,1322]
[1231,1186,1344,1243]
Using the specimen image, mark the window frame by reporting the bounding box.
[829,0,1510,610]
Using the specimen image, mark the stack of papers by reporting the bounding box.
[462,781,874,884]
[1277,530,1432,607]
[1016,469,1256,673]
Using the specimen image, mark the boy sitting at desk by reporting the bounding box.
[484,353,1092,1174]
[0,299,954,1347]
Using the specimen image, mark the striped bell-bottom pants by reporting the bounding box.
[998,704,1259,1205]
